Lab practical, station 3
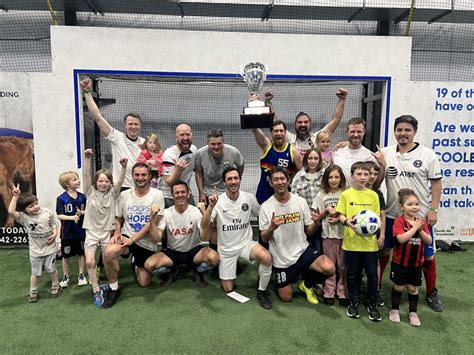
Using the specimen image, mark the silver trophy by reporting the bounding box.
[240,62,274,129]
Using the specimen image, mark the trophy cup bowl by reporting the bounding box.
[240,62,274,129]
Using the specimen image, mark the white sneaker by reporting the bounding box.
[59,275,69,288]
[77,273,88,286]
[389,309,400,323]
[409,312,421,327]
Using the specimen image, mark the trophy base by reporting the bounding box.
[240,112,275,129]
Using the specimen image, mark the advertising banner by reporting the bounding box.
[429,83,473,241]
[0,73,35,247]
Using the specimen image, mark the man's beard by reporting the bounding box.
[296,129,309,140]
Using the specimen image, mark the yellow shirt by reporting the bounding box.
[336,187,380,252]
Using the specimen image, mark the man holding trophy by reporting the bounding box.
[240,62,348,157]
[240,62,302,204]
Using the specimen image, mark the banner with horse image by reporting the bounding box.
[0,73,36,247]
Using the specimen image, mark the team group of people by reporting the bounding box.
[9,77,443,327]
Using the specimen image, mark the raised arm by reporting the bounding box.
[7,183,21,221]
[373,145,386,188]
[148,205,164,244]
[291,145,303,171]
[112,158,128,194]
[324,88,348,135]
[260,212,283,242]
[80,77,113,137]
[251,128,271,153]
[201,193,218,229]
[83,149,94,192]
[164,158,190,187]
[248,92,273,153]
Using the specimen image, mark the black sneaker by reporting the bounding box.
[103,287,122,309]
[257,290,272,310]
[426,288,443,312]
[323,297,334,306]
[160,267,180,288]
[367,304,382,322]
[312,283,323,297]
[346,303,360,318]
[338,298,350,307]
[193,270,208,288]
[449,241,465,252]
[377,290,385,306]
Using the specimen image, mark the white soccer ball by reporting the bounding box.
[353,210,381,236]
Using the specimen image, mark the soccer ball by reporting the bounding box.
[353,210,380,236]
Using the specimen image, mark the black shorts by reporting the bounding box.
[389,262,423,287]
[61,239,85,258]
[162,245,203,267]
[128,243,156,268]
[274,246,323,288]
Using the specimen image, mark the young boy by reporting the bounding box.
[336,162,381,321]
[365,161,386,305]
[8,184,61,302]
[57,171,88,287]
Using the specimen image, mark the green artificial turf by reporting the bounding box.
[0,244,472,354]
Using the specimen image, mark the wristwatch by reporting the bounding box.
[429,207,439,213]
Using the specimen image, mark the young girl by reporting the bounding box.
[315,130,333,169]
[311,165,348,306]
[137,133,163,188]
[389,188,432,327]
[291,147,326,249]
[82,149,127,307]
[291,147,325,207]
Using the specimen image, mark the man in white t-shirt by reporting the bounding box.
[80,77,145,189]
[102,163,165,308]
[159,124,197,208]
[379,114,443,312]
[285,88,348,156]
[259,166,335,304]
[333,117,380,186]
[144,181,219,288]
[201,166,273,309]
[194,128,244,252]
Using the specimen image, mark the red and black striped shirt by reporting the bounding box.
[392,216,429,267]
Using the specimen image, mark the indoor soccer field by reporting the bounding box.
[1,2,472,354]
[0,244,471,354]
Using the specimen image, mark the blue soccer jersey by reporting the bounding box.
[256,142,297,204]
[56,191,87,240]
